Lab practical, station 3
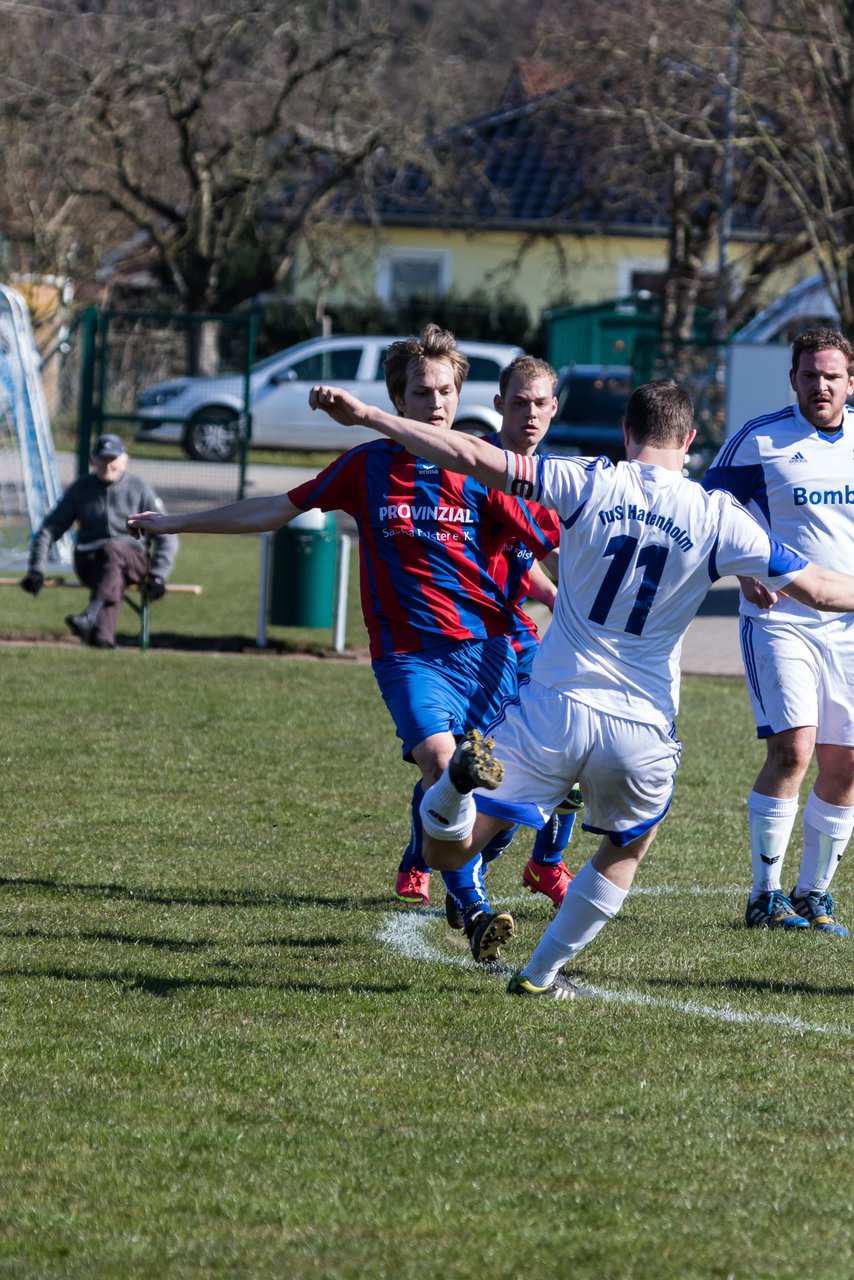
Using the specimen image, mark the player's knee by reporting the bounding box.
[767,733,813,779]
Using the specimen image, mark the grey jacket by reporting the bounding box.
[29,471,179,578]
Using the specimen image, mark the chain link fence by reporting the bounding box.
[47,308,257,514]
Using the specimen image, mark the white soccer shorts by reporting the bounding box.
[739,613,854,743]
[475,679,682,847]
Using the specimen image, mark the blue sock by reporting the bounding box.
[531,811,576,867]
[398,781,430,874]
[442,856,490,925]
[481,824,518,867]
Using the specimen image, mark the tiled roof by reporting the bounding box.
[359,88,767,238]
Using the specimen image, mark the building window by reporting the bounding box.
[377,249,450,304]
[616,259,666,299]
[619,260,717,311]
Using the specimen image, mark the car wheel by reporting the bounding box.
[183,407,242,462]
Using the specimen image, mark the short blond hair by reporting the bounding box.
[499,355,556,396]
[384,323,469,407]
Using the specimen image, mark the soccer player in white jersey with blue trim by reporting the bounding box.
[703,328,854,938]
[310,377,854,996]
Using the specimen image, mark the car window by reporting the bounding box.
[466,355,503,382]
[286,347,363,381]
[556,372,631,424]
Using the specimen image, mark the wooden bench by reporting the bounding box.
[0,576,203,651]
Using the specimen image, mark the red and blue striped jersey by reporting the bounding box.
[288,439,557,659]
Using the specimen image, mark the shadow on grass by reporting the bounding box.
[2,925,344,951]
[0,966,409,997]
[3,926,214,951]
[0,874,389,911]
[640,973,854,998]
[108,631,367,660]
[111,631,334,656]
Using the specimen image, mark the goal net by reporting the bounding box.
[0,283,72,572]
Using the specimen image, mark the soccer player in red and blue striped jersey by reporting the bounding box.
[384,357,579,924]
[127,326,559,962]
[290,337,560,956]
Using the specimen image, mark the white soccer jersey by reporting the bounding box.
[703,403,854,622]
[504,453,806,728]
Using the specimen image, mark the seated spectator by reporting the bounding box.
[20,433,178,649]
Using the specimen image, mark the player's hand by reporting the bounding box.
[19,570,44,596]
[737,575,778,607]
[127,512,164,539]
[144,574,167,601]
[309,385,369,427]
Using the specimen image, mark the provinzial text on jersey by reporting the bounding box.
[598,502,694,551]
[379,504,475,522]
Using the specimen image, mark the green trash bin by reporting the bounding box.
[269,510,338,627]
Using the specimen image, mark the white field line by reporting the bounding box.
[377,910,853,1038]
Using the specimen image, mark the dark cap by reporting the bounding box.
[90,433,126,459]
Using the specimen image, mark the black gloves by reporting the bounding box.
[144,574,167,601]
[20,570,44,596]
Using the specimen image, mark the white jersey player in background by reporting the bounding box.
[703,328,854,938]
[310,377,854,998]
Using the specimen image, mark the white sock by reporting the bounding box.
[748,791,799,894]
[795,790,854,897]
[419,772,476,842]
[521,859,628,988]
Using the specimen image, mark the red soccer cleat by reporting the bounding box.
[522,858,573,908]
[394,868,431,907]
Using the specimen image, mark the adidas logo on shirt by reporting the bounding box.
[788,451,808,463]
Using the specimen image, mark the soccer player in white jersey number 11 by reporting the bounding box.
[310,375,854,998]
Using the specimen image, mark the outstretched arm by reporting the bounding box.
[127,493,302,539]
[309,385,509,489]
[787,563,854,613]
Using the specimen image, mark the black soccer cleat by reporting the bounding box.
[444,892,465,931]
[466,910,515,963]
[507,971,589,1000]
[448,729,504,794]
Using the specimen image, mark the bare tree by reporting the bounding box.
[517,0,810,341]
[529,0,854,340]
[1,0,393,330]
[736,0,854,337]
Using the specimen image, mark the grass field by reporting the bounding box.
[1,574,853,1277]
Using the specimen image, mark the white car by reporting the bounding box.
[134,333,524,461]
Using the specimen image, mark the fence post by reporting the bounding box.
[332,534,351,653]
[256,532,272,648]
[76,307,100,477]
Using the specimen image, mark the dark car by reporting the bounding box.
[540,364,633,462]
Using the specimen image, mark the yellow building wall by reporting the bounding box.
[297,224,671,318]
[295,223,817,327]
